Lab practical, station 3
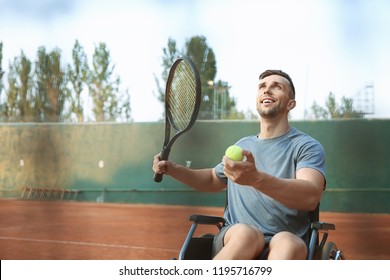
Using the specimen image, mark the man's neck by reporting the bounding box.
[258,117,291,139]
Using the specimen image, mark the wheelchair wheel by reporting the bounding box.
[321,241,340,260]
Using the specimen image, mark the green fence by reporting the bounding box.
[1,120,389,213]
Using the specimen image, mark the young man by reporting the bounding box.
[152,70,326,260]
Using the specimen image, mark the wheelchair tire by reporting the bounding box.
[321,241,339,260]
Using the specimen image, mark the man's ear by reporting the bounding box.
[287,100,296,111]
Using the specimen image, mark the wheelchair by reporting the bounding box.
[177,204,344,260]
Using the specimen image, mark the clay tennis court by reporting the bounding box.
[0,199,389,260]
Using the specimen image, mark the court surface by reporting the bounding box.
[0,200,389,260]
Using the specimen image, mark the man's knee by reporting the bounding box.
[268,231,307,260]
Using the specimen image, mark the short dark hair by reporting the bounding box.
[259,70,295,99]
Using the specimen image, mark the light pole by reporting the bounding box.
[207,80,217,119]
[207,80,230,119]
[220,81,229,119]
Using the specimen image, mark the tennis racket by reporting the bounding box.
[154,56,202,182]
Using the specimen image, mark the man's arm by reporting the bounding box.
[223,151,324,211]
[153,154,226,193]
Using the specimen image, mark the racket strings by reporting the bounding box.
[167,61,197,131]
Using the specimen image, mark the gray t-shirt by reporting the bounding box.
[214,127,326,239]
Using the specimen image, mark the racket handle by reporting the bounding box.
[153,147,170,183]
[153,172,164,182]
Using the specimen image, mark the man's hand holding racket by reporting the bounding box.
[153,154,174,177]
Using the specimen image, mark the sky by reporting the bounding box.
[0,0,389,122]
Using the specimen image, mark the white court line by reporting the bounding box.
[0,223,63,231]
[0,236,178,253]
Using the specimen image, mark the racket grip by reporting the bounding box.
[153,172,164,182]
[154,147,170,182]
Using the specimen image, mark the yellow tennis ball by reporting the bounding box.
[225,145,243,161]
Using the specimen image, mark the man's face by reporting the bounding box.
[256,74,295,119]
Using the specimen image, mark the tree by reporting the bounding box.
[3,59,19,121]
[86,42,121,122]
[339,96,364,118]
[67,40,89,122]
[155,35,242,120]
[0,43,3,116]
[310,92,364,119]
[0,42,4,119]
[310,101,329,119]
[0,42,3,88]
[325,92,339,119]
[154,38,178,104]
[16,53,33,121]
[185,35,217,84]
[185,36,217,119]
[35,47,70,122]
[117,88,132,122]
[2,51,35,121]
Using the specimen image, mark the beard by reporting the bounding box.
[257,103,283,119]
